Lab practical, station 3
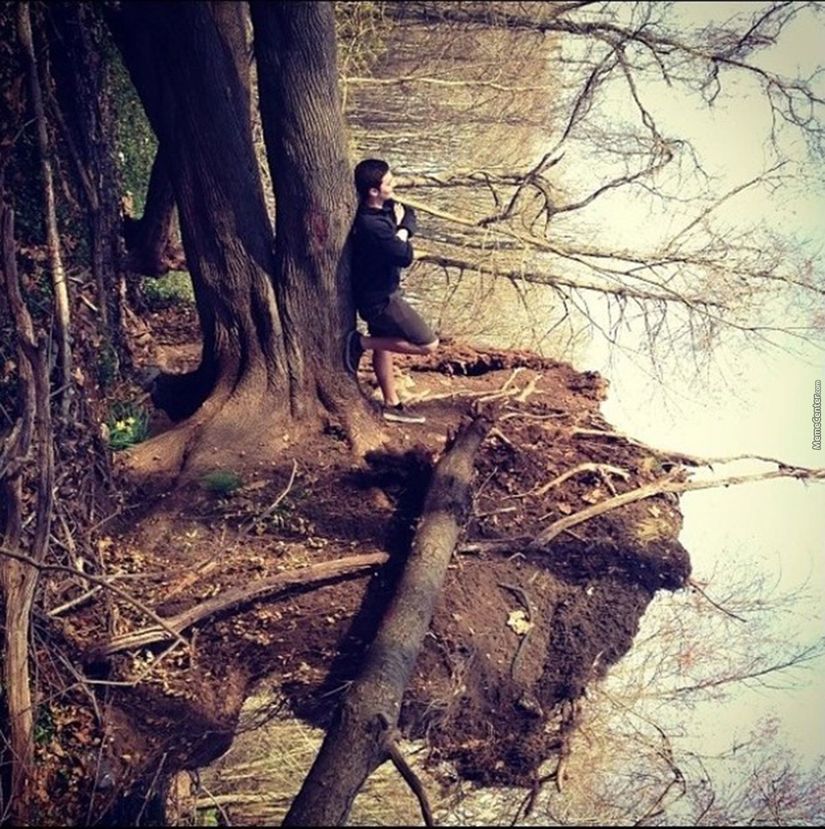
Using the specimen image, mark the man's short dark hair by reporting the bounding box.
[354,158,389,200]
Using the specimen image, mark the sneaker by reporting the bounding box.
[382,403,426,424]
[344,330,364,375]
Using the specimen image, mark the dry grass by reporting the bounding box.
[186,686,448,826]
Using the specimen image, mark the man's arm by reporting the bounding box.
[392,201,418,238]
[365,214,414,267]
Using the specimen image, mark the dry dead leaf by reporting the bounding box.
[506,609,533,636]
[581,488,604,504]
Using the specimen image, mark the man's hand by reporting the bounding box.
[395,228,410,242]
[393,201,405,225]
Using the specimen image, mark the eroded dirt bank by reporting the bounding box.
[43,327,691,824]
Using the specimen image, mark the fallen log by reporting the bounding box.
[89,552,389,658]
[283,411,495,827]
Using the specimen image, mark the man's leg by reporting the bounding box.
[372,349,399,406]
[364,335,438,406]
[360,334,438,356]
[350,295,439,418]
[361,334,438,406]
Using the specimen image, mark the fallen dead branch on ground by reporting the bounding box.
[530,465,825,552]
[461,464,825,555]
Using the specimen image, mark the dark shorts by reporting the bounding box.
[359,291,436,345]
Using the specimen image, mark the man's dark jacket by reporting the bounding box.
[351,200,417,311]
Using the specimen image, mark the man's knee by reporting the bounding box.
[420,338,439,355]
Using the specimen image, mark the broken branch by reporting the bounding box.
[386,736,434,827]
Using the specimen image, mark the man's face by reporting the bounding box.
[372,170,395,204]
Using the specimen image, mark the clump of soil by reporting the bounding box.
[54,310,691,817]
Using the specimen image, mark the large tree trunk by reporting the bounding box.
[250,1,359,421]
[209,0,251,98]
[284,413,495,826]
[106,1,371,454]
[107,1,288,426]
[123,0,252,280]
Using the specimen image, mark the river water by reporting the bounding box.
[344,2,825,817]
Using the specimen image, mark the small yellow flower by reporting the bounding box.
[114,420,127,431]
[126,416,136,425]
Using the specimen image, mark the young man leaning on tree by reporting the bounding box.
[345,158,438,424]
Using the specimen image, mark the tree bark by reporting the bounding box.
[106,0,288,422]
[250,1,360,420]
[209,0,251,99]
[123,143,177,277]
[284,412,495,826]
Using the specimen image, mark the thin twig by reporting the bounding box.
[499,410,566,422]
[194,779,234,826]
[239,459,297,535]
[48,585,103,617]
[135,752,167,825]
[385,735,435,827]
[688,578,747,623]
[0,545,189,652]
[475,506,517,519]
[498,582,535,682]
[488,427,515,448]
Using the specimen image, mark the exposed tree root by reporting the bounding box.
[530,466,825,551]
[571,426,813,471]
[509,461,631,500]
[124,379,380,488]
[89,552,390,658]
[497,581,535,683]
